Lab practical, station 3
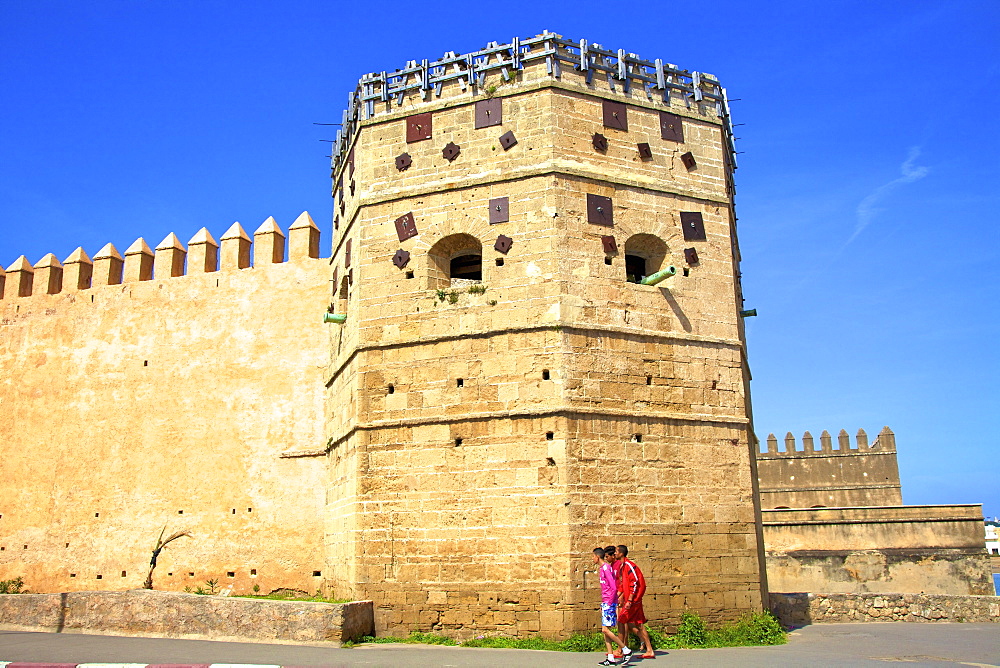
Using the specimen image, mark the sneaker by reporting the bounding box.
[598,660,619,666]
[621,647,633,660]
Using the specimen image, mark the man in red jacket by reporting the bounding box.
[616,544,655,658]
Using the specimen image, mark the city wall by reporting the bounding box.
[0,214,331,595]
[757,427,902,509]
[763,504,995,596]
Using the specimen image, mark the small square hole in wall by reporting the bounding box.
[632,434,643,443]
[227,571,235,578]
[454,438,463,447]
[313,570,322,577]
[178,510,183,514]
[605,257,612,265]
[250,569,257,576]
[121,570,127,577]
[495,258,504,267]
[546,432,554,440]
[542,369,550,380]
[247,507,252,513]
[1,547,5,551]
[646,375,652,385]
[405,271,414,279]
[168,572,173,576]
[546,457,556,466]
[189,572,195,577]
[711,380,717,390]
[456,378,464,388]
[23,545,28,549]
[96,574,102,580]
[95,512,99,517]
[683,268,690,277]
[232,508,236,514]
[387,384,395,394]
[143,361,148,367]
[69,573,75,577]
[65,543,69,548]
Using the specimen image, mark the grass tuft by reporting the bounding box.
[345,611,785,652]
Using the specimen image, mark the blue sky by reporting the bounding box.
[2,1,997,516]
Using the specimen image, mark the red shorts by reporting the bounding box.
[620,600,646,625]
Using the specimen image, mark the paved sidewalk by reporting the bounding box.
[1,623,998,667]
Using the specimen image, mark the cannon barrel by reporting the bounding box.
[640,265,677,286]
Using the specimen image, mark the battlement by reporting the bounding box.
[329,31,737,181]
[0,212,323,300]
[756,427,903,508]
[759,426,897,457]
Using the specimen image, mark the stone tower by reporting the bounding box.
[322,32,766,636]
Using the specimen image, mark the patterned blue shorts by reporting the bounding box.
[601,602,618,627]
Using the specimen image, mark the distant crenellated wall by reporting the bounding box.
[756,427,903,509]
[0,212,333,596]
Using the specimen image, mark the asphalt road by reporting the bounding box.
[0,622,997,667]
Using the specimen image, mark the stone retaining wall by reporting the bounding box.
[770,592,1000,626]
[0,590,374,646]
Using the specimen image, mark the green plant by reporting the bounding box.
[673,610,707,647]
[343,611,785,651]
[435,288,447,302]
[487,299,497,306]
[483,84,499,98]
[0,576,25,594]
[191,578,220,596]
[447,291,459,304]
[468,283,487,295]
[252,584,260,593]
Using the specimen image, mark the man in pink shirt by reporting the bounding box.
[594,546,631,665]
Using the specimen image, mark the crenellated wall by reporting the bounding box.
[0,213,332,595]
[756,427,903,509]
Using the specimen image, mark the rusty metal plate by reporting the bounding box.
[333,215,339,230]
[681,151,697,170]
[392,249,411,269]
[406,112,432,143]
[684,247,699,264]
[489,197,509,224]
[350,179,356,196]
[475,98,502,128]
[637,142,652,160]
[592,132,608,152]
[339,200,345,216]
[499,130,517,151]
[442,141,461,162]
[337,175,344,201]
[348,146,355,177]
[659,111,684,142]
[395,152,412,171]
[601,235,618,254]
[680,212,706,241]
[344,239,352,267]
[394,212,418,242]
[494,234,513,254]
[602,100,628,131]
[348,268,353,285]
[587,194,613,226]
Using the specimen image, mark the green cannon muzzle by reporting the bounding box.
[640,265,677,286]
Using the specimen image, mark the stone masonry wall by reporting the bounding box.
[0,216,330,595]
[770,592,1000,625]
[763,505,994,596]
[757,427,903,509]
[322,38,763,637]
